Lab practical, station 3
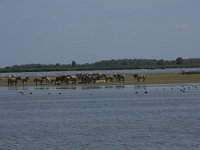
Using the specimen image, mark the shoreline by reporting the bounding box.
[1,73,200,87]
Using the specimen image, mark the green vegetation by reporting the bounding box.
[0,57,200,73]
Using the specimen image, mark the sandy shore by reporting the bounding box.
[1,73,200,87]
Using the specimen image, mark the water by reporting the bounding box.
[1,67,200,77]
[0,84,200,150]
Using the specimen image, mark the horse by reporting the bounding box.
[33,77,44,86]
[0,77,6,81]
[41,76,51,84]
[55,75,67,83]
[114,74,125,82]
[8,76,21,86]
[133,74,146,82]
[104,74,114,82]
[20,77,29,86]
[64,76,71,84]
[70,75,77,84]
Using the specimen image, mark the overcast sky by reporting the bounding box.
[0,0,200,67]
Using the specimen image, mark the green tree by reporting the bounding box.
[157,59,164,65]
[176,57,184,65]
[72,61,77,67]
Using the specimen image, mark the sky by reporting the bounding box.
[0,0,200,67]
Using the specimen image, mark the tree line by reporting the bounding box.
[1,57,200,73]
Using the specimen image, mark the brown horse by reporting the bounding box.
[33,78,44,86]
[70,75,77,84]
[21,77,29,86]
[0,77,6,81]
[8,76,21,86]
[133,74,146,82]
[41,76,51,84]
[114,74,125,82]
[104,74,114,82]
[55,75,67,83]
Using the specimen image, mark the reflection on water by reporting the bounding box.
[7,86,19,90]
[134,84,146,90]
[34,87,50,90]
[115,85,125,88]
[1,84,200,150]
[55,87,77,90]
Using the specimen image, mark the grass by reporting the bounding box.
[1,73,200,87]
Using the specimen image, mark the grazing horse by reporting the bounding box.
[70,75,77,84]
[105,74,114,82]
[55,75,67,83]
[21,77,29,86]
[33,78,44,86]
[8,76,21,86]
[114,74,125,82]
[133,74,146,82]
[64,76,71,84]
[41,76,51,84]
[0,77,6,81]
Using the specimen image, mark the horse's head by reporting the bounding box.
[133,74,138,79]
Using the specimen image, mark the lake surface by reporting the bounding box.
[1,84,200,150]
[1,67,200,77]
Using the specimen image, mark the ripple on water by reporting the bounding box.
[0,84,200,150]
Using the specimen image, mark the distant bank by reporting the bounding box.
[1,58,200,73]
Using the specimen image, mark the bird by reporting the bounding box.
[19,91,24,95]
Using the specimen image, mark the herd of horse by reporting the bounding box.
[5,73,146,86]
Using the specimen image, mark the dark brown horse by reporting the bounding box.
[41,76,51,84]
[33,78,44,86]
[55,75,67,83]
[133,74,146,82]
[70,75,77,84]
[8,76,21,86]
[104,74,114,82]
[114,74,125,82]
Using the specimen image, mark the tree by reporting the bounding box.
[176,57,184,65]
[157,59,164,65]
[56,63,60,67]
[72,61,77,67]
